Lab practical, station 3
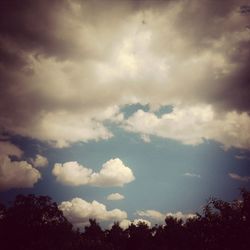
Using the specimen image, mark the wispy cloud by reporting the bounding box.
[235,155,250,160]
[229,173,250,182]
[184,172,201,178]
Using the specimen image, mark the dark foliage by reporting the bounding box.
[0,194,77,250]
[0,189,250,250]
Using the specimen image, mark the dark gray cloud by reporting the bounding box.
[0,0,250,148]
[0,0,70,62]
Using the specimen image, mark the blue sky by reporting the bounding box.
[0,0,250,229]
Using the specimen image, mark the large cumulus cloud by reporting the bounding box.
[0,0,250,149]
[124,105,250,149]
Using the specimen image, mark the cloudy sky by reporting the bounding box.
[0,0,250,228]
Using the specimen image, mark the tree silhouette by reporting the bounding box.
[0,194,75,250]
[184,188,250,250]
[1,190,250,250]
[81,219,107,250]
[164,216,185,250]
[127,221,153,250]
[107,222,128,250]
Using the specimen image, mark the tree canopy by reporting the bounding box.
[0,189,250,250]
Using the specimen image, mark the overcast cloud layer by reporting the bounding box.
[0,0,250,149]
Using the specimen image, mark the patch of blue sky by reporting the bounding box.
[154,105,173,117]
[120,103,174,119]
[121,103,149,119]
[3,130,250,219]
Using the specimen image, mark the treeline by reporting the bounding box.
[0,189,250,250]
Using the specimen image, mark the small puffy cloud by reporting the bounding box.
[0,141,23,158]
[58,197,127,227]
[31,154,48,168]
[229,172,250,182]
[52,158,135,187]
[0,156,41,191]
[123,105,250,150]
[90,158,135,187]
[119,218,151,229]
[136,210,196,223]
[184,172,201,178]
[107,193,125,201]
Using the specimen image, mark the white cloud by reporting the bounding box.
[123,105,250,150]
[90,158,135,187]
[136,210,196,223]
[52,158,135,187]
[119,211,195,229]
[31,154,48,168]
[107,193,125,201]
[52,161,93,186]
[58,197,127,227]
[0,156,41,191]
[0,142,42,190]
[18,109,115,148]
[0,141,23,158]
[229,172,250,182]
[184,172,201,178]
[165,212,197,221]
[119,219,132,229]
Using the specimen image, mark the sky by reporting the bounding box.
[0,0,250,229]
